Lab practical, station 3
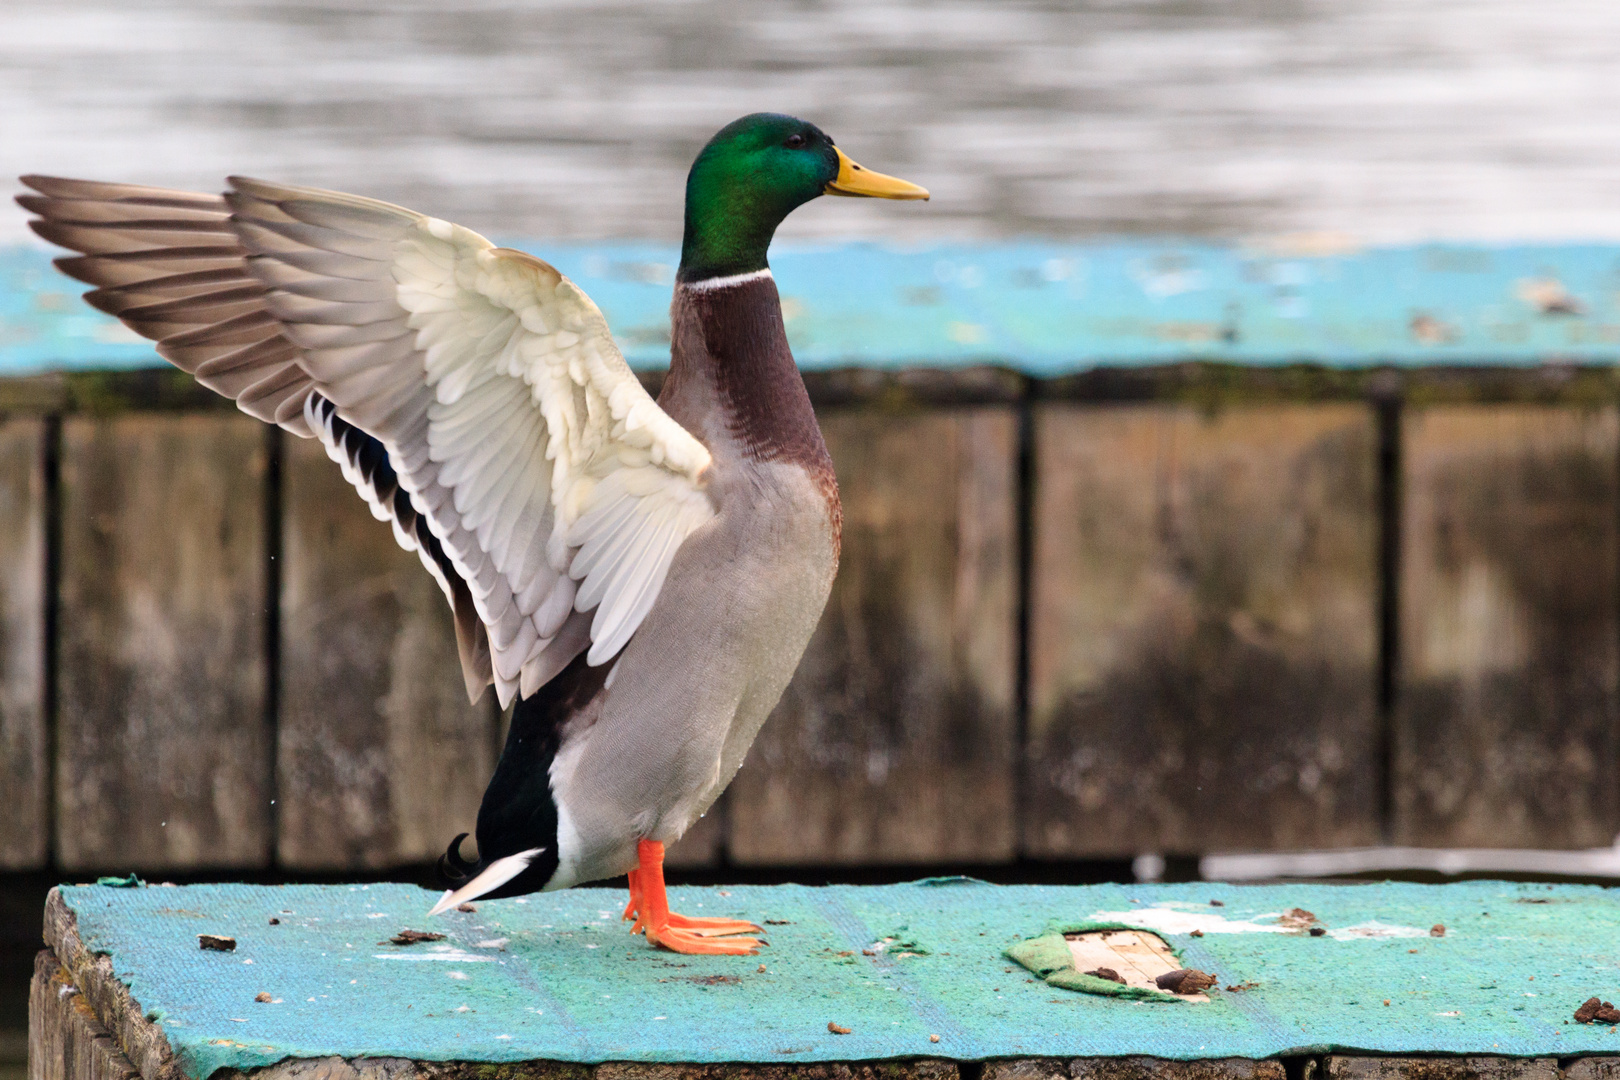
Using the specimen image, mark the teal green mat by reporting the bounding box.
[55,880,1620,1076]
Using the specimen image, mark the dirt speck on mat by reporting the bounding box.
[1430,924,1446,937]
[1574,998,1620,1024]
[254,992,271,1003]
[1084,967,1126,984]
[828,1022,852,1035]
[1309,927,1327,937]
[198,935,236,952]
[1156,969,1217,994]
[1226,981,1259,992]
[1278,908,1318,930]
[456,903,477,913]
[385,930,446,946]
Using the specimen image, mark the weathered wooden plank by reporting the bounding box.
[1566,1060,1620,1080]
[987,1060,1285,1080]
[56,414,269,870]
[278,435,495,869]
[43,890,175,1080]
[1025,404,1381,858]
[1325,1058,1557,1080]
[0,417,46,869]
[728,407,1019,865]
[1396,406,1620,848]
[29,950,140,1080]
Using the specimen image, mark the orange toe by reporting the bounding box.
[665,913,763,935]
[649,926,762,955]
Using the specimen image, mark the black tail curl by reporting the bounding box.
[437,833,480,888]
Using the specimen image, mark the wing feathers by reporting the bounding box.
[19,172,718,707]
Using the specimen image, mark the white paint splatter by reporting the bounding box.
[1089,909,1290,935]
[1090,907,1431,941]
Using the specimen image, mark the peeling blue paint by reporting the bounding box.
[5,240,1620,376]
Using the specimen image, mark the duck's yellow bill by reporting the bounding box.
[825,147,930,200]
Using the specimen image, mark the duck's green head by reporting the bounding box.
[679,112,928,283]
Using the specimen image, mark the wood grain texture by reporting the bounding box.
[728,407,1019,865]
[56,415,268,871]
[43,890,177,1080]
[988,1061,1285,1080]
[278,435,495,869]
[0,418,46,869]
[1566,1060,1620,1080]
[1326,1060,1556,1080]
[28,950,140,1080]
[1396,406,1620,848]
[1026,404,1381,858]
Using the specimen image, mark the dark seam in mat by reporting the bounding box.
[812,889,985,1058]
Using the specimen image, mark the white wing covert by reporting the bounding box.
[20,174,717,707]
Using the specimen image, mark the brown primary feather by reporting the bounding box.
[15,173,496,697]
[16,176,303,403]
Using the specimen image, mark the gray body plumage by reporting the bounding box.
[547,273,840,888]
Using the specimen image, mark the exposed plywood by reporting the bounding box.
[1397,406,1619,848]
[278,435,495,869]
[728,407,1019,865]
[56,414,269,870]
[0,418,45,869]
[1026,404,1381,858]
[1065,930,1208,1001]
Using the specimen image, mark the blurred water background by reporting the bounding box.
[4,0,1620,251]
[7,4,1620,1078]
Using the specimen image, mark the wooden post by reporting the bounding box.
[1397,406,1620,848]
[728,407,1020,865]
[1026,404,1382,857]
[277,435,495,869]
[0,417,46,869]
[56,414,270,870]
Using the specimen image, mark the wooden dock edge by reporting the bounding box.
[43,889,181,1080]
[29,950,139,1080]
[34,889,1620,1080]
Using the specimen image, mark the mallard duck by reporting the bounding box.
[19,113,926,955]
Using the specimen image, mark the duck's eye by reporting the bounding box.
[785,134,807,149]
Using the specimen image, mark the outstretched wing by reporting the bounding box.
[19,174,716,707]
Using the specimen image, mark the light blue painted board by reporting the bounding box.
[6,242,1620,376]
[57,879,1620,1075]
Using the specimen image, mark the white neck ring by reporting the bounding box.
[682,268,773,292]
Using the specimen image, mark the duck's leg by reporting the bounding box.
[623,868,647,934]
[625,839,763,955]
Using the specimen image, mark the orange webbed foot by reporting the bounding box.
[625,839,765,955]
[650,926,762,955]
